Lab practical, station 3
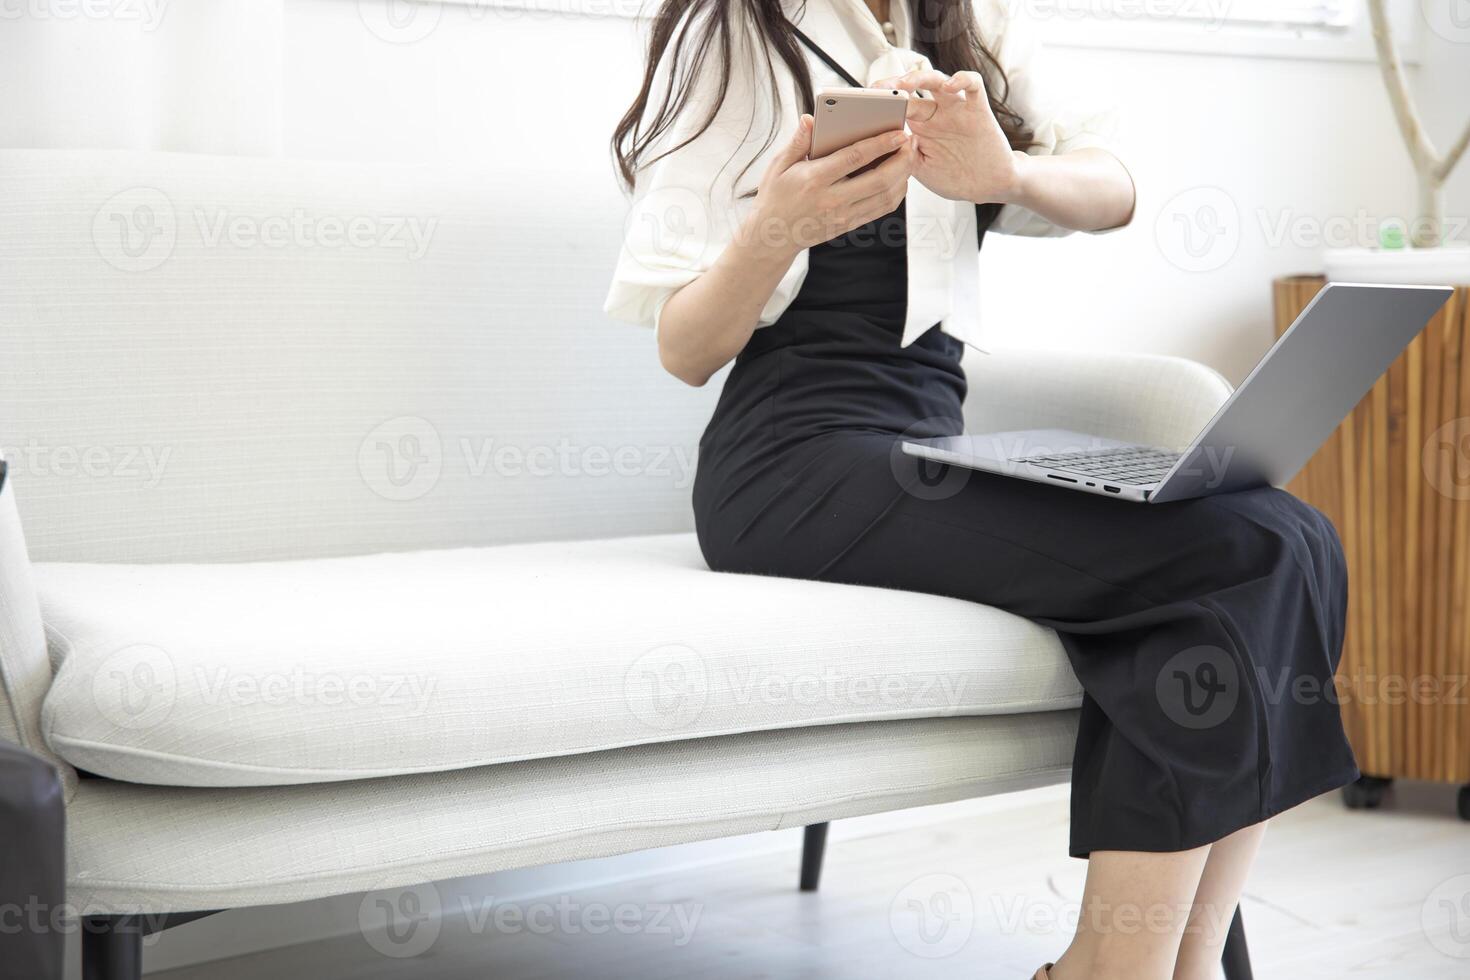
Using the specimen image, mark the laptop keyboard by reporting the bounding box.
[1013,446,1181,486]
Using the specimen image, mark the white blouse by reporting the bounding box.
[604,0,1119,349]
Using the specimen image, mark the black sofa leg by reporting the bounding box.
[82,916,143,980]
[799,822,829,892]
[1221,907,1253,980]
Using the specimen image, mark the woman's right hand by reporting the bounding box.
[743,116,916,256]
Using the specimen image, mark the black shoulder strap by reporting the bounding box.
[791,26,864,88]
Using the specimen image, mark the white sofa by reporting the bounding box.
[0,148,1233,976]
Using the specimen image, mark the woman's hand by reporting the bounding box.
[743,115,918,256]
[876,69,1025,207]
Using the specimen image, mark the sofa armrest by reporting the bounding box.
[0,462,76,799]
[0,739,65,979]
[963,347,1233,451]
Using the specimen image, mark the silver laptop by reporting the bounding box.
[902,283,1453,504]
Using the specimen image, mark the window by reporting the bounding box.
[1032,0,1418,63]
[1072,1,1355,29]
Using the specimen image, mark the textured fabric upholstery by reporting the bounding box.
[40,533,1078,787]
[0,149,1234,919]
[0,148,714,566]
[0,474,75,792]
[966,348,1233,451]
[65,712,1078,914]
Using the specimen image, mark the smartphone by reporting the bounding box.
[809,87,910,171]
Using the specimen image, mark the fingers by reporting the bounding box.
[941,70,987,99]
[770,115,814,174]
[838,137,916,201]
[904,97,939,124]
[811,128,909,182]
[888,69,962,102]
[844,179,910,228]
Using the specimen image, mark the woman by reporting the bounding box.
[606,1,1358,977]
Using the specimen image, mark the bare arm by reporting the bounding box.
[882,69,1135,234]
[655,219,801,387]
[1005,146,1135,233]
[657,118,917,387]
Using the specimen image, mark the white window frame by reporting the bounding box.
[1023,0,1421,63]
[413,0,1421,63]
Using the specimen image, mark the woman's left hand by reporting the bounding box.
[874,68,1026,206]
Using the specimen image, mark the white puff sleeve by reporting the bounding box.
[977,0,1127,238]
[603,14,806,332]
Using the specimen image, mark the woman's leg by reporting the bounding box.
[1049,846,1212,980]
[1172,822,1268,980]
[698,435,1353,974]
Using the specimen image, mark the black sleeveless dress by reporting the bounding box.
[691,202,1358,856]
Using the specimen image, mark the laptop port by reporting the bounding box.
[1047,474,1078,484]
[1104,485,1121,493]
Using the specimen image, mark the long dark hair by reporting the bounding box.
[612,0,1031,191]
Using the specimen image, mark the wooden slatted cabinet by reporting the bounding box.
[1274,276,1470,819]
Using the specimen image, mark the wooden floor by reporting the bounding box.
[154,782,1469,980]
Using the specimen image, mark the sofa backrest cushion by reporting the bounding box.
[0,149,717,563]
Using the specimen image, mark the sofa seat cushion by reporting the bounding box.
[38,533,1080,787]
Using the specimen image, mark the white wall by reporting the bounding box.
[1416,5,1470,235]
